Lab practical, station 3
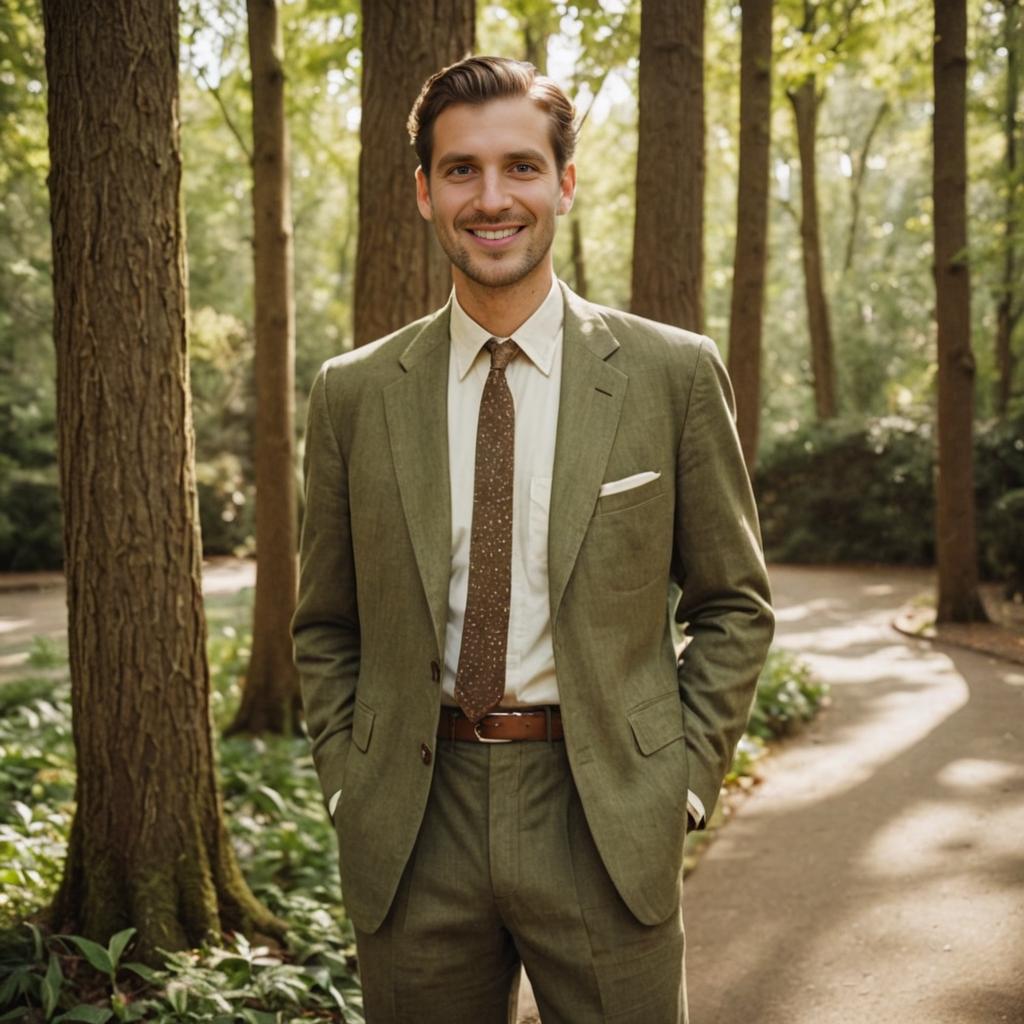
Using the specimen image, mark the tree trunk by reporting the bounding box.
[354,0,474,347]
[788,76,838,420]
[227,0,300,736]
[933,0,987,623]
[571,208,588,300]
[42,0,282,960]
[995,0,1021,416]
[631,0,705,331]
[727,0,773,473]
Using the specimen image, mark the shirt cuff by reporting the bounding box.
[686,789,705,828]
[328,789,342,818]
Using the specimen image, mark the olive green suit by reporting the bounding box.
[293,282,773,943]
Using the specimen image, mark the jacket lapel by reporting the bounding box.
[383,304,453,654]
[549,284,627,621]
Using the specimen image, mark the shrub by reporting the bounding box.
[756,412,1024,591]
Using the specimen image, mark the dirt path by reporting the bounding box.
[683,565,1024,1024]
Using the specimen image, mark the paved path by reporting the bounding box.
[683,565,1024,1024]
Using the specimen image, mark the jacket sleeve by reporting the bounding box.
[672,338,775,822]
[291,363,361,812]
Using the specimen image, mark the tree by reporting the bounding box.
[631,0,705,330]
[787,51,837,419]
[933,0,987,623]
[42,0,281,959]
[227,0,300,736]
[995,0,1022,415]
[727,0,774,472]
[353,0,475,347]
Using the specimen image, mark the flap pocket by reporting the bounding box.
[352,698,376,753]
[627,692,684,756]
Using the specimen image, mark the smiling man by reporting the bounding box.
[293,56,774,1023]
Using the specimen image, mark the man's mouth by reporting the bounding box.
[466,226,523,240]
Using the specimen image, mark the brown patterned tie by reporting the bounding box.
[454,338,519,723]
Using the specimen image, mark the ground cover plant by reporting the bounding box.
[0,591,824,1020]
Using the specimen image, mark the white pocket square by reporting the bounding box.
[598,471,661,497]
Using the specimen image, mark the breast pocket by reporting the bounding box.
[582,481,671,592]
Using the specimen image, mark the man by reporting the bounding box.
[293,56,773,1023]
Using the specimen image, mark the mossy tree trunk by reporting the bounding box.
[227,0,300,737]
[43,0,283,961]
[353,0,475,347]
[727,0,773,473]
[631,0,705,332]
[933,0,987,623]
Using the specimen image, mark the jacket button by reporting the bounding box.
[420,743,432,765]
[430,660,441,683]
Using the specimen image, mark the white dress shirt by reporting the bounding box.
[443,276,562,706]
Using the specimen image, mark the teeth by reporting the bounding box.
[471,227,519,239]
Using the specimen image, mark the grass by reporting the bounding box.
[0,588,826,1021]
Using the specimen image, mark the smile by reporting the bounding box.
[467,227,523,240]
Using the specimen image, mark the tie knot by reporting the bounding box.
[486,337,519,371]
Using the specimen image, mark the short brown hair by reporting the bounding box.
[408,55,578,177]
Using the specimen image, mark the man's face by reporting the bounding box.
[415,95,576,292]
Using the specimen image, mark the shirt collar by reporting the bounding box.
[450,276,563,381]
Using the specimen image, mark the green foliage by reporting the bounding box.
[725,648,828,784]
[756,413,1024,592]
[746,649,830,742]
[0,598,363,1020]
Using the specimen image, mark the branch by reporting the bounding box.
[843,98,889,275]
[195,65,253,163]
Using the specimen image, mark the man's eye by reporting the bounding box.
[449,165,473,177]
[513,163,536,174]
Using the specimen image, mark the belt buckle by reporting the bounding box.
[473,718,513,744]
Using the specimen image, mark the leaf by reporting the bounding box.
[165,980,189,1015]
[42,953,63,1020]
[256,784,288,816]
[106,929,136,970]
[53,1008,113,1024]
[23,920,44,963]
[0,1009,31,1021]
[120,962,159,984]
[63,936,113,977]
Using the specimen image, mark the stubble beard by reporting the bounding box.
[437,216,555,290]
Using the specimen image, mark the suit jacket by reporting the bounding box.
[292,281,774,934]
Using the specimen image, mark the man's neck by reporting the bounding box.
[452,266,555,339]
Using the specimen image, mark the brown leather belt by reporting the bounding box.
[437,706,563,743]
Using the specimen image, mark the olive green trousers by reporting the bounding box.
[354,738,687,1023]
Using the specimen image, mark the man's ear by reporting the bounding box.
[415,166,433,222]
[557,162,577,216]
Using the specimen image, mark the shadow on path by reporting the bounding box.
[684,566,1024,1024]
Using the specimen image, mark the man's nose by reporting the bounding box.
[473,170,513,215]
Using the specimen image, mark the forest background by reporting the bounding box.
[0,0,1022,1019]
[1,0,1022,590]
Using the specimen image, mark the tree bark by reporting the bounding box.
[631,0,705,331]
[995,0,1021,415]
[354,0,474,347]
[933,0,987,623]
[227,0,300,736]
[42,0,282,959]
[788,75,838,420]
[727,0,773,473]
